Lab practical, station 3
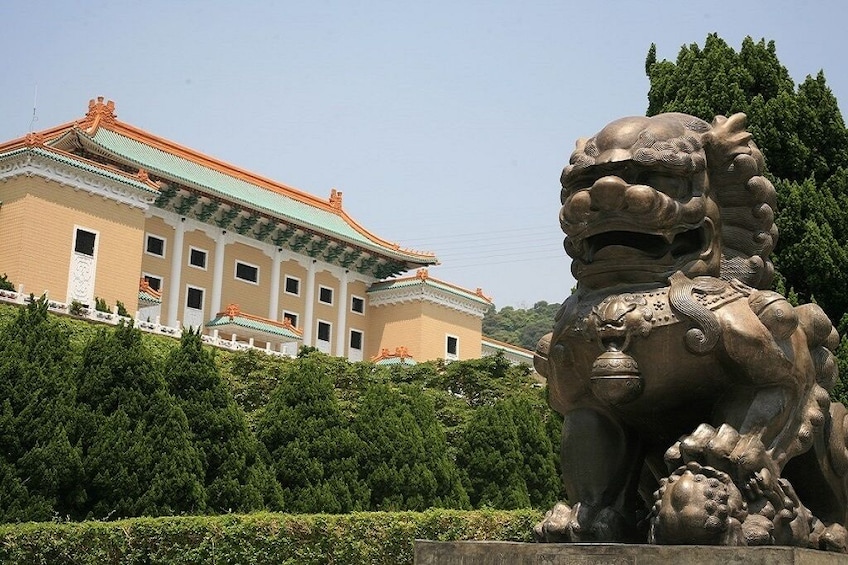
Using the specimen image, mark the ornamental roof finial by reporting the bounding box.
[329,188,343,211]
[416,268,429,280]
[225,303,240,319]
[81,96,117,132]
[24,132,44,147]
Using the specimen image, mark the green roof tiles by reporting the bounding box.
[0,146,159,196]
[206,314,302,340]
[374,356,418,366]
[79,128,434,265]
[368,272,492,306]
[138,289,162,304]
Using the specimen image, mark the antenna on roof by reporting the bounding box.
[29,85,38,133]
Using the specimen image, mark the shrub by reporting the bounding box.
[94,297,110,313]
[69,300,87,316]
[0,509,541,564]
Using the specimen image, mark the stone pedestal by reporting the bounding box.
[414,540,848,564]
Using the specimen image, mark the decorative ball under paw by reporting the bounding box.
[650,463,747,546]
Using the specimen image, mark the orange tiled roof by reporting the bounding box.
[218,303,303,336]
[369,268,493,304]
[371,346,417,365]
[14,98,436,266]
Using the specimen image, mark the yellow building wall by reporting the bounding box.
[365,299,483,362]
[365,300,424,359]
[0,180,28,287]
[0,177,485,363]
[140,215,171,315]
[181,228,215,313]
[346,280,369,357]
[220,241,271,317]
[313,269,338,344]
[279,258,306,326]
[417,301,482,361]
[0,176,145,310]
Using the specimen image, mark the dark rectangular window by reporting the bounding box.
[319,286,333,304]
[447,336,458,356]
[351,296,364,313]
[186,287,204,310]
[144,275,162,292]
[350,330,363,350]
[75,229,97,256]
[317,321,331,342]
[285,276,300,295]
[235,261,258,283]
[189,248,207,269]
[146,234,164,257]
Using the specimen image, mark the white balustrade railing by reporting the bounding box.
[0,289,295,359]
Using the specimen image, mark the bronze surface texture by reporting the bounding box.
[533,113,847,552]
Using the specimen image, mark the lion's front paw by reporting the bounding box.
[534,501,627,543]
[534,502,574,542]
[812,522,848,553]
[666,423,772,482]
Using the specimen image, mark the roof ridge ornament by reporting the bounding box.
[80,96,117,133]
[475,287,492,302]
[329,188,343,211]
[371,346,415,363]
[24,132,44,147]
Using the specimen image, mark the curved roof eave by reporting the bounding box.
[50,123,436,267]
[0,144,160,196]
[368,270,492,305]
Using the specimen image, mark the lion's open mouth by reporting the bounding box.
[586,228,704,263]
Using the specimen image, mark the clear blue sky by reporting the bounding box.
[2,1,845,307]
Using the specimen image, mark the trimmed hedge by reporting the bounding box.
[0,509,542,564]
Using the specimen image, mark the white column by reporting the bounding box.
[335,270,349,356]
[210,230,227,315]
[166,217,186,327]
[302,260,317,347]
[268,248,282,320]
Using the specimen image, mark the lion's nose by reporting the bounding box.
[589,175,628,211]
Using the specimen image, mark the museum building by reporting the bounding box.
[0,97,510,363]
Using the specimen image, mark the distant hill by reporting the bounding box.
[482,301,560,351]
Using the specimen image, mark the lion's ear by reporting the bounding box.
[574,137,589,152]
[710,114,729,129]
[706,113,752,152]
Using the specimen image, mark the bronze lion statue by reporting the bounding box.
[533,113,848,551]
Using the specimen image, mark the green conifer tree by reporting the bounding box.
[508,396,561,509]
[76,322,206,518]
[165,329,283,512]
[256,354,369,513]
[354,383,469,510]
[456,399,531,509]
[0,297,85,521]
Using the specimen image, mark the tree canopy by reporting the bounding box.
[645,34,848,327]
[0,303,563,522]
[482,301,560,351]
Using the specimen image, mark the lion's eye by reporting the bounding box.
[643,174,689,199]
[563,172,600,194]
